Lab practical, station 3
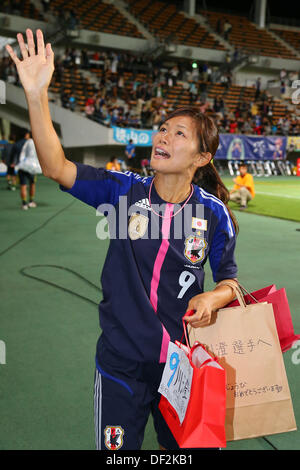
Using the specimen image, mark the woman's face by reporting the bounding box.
[150,115,208,175]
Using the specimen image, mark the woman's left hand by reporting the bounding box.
[183,292,215,328]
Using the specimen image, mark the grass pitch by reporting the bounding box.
[223,175,300,222]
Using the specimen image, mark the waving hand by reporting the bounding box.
[6,29,54,95]
[5,28,76,188]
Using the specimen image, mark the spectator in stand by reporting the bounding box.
[206,65,212,82]
[232,48,239,63]
[67,9,80,30]
[141,104,152,128]
[267,103,273,123]
[220,73,228,89]
[250,101,259,117]
[240,101,249,119]
[189,82,198,103]
[85,100,95,118]
[223,19,232,41]
[234,103,241,119]
[227,72,232,88]
[221,115,229,133]
[170,65,179,86]
[243,118,253,134]
[99,105,111,127]
[280,68,287,82]
[290,117,299,135]
[211,66,219,84]
[225,52,231,66]
[263,120,271,136]
[280,80,286,98]
[261,99,269,118]
[253,123,263,135]
[217,121,226,134]
[237,116,244,133]
[199,81,207,103]
[254,114,261,127]
[81,49,90,69]
[213,96,223,117]
[152,108,162,130]
[216,18,222,35]
[255,77,261,100]
[280,116,291,136]
[229,119,238,134]
[201,62,208,81]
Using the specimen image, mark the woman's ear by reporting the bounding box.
[194,152,212,168]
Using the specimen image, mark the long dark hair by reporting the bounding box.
[160,106,239,234]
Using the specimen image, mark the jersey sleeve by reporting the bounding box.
[208,206,238,283]
[60,161,135,208]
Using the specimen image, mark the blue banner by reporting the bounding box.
[112,126,287,160]
[214,135,287,160]
[112,126,154,147]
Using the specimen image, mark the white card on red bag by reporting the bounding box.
[158,342,193,425]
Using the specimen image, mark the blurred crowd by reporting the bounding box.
[1,44,299,136]
[214,91,300,136]
[53,48,229,129]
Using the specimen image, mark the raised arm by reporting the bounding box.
[6,29,76,188]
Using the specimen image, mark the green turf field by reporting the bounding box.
[223,175,300,222]
[0,174,299,450]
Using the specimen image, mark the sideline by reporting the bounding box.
[255,191,300,200]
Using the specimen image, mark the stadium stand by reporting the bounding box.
[20,46,295,136]
[0,0,44,21]
[200,10,300,60]
[126,0,226,50]
[270,27,300,54]
[49,0,144,38]
[0,2,299,138]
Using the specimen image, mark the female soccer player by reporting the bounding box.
[6,30,238,450]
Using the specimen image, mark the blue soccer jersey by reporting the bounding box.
[60,162,237,364]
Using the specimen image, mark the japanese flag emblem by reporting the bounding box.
[192,217,207,231]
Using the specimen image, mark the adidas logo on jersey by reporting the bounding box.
[134,198,152,211]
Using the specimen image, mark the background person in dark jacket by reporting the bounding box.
[2,134,16,190]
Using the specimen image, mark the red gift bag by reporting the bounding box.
[225,283,300,353]
[158,321,227,448]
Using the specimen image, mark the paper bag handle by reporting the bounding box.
[182,319,220,365]
[235,282,260,303]
[182,317,191,352]
[216,279,247,308]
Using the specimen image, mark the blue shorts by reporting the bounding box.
[93,337,179,450]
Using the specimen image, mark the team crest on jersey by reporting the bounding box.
[128,213,149,240]
[184,235,207,264]
[104,426,124,450]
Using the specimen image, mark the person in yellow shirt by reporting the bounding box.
[229,163,255,209]
[106,156,121,172]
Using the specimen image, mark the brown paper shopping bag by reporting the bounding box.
[188,282,297,441]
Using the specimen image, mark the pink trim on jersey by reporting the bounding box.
[150,203,173,363]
